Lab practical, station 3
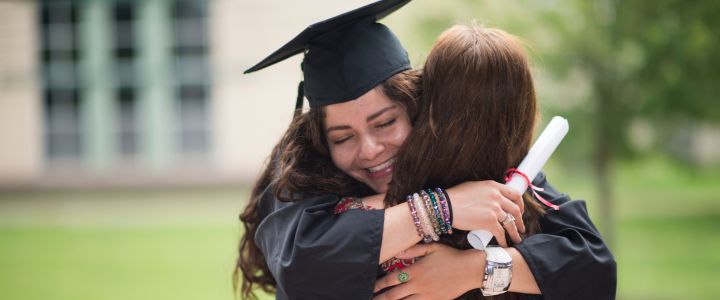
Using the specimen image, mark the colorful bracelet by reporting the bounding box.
[428,189,449,234]
[413,192,438,242]
[435,187,453,234]
[406,194,426,240]
[425,189,446,235]
[420,190,442,236]
[420,192,439,242]
[404,187,455,243]
[438,187,453,230]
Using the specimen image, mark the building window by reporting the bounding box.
[112,1,139,159]
[38,0,212,169]
[40,0,82,165]
[172,0,210,158]
[116,88,138,158]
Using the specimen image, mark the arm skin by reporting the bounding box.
[372,244,539,300]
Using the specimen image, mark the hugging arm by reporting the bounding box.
[253,179,526,299]
[254,187,385,299]
[374,173,617,299]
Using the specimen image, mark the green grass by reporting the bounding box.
[616,214,720,300]
[0,226,238,300]
[546,159,720,300]
[0,159,718,299]
[0,187,265,300]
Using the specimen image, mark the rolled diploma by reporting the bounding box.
[467,116,569,250]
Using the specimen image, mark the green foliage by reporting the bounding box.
[615,0,720,122]
[404,0,719,163]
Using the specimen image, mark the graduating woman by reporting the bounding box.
[237,0,616,299]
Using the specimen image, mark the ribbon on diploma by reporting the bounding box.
[505,168,559,211]
[467,116,569,250]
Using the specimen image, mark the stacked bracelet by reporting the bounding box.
[406,194,427,242]
[423,190,440,236]
[413,192,438,242]
[435,187,453,234]
[405,187,453,243]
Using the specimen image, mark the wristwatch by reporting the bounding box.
[481,246,513,296]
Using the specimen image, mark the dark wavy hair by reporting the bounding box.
[235,69,421,299]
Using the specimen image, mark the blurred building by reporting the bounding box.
[0,0,371,188]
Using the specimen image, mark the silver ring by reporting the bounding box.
[501,213,516,226]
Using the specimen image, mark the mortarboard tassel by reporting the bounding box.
[294,80,305,118]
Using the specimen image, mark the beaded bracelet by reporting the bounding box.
[424,189,446,235]
[420,192,440,242]
[406,194,426,241]
[405,187,454,243]
[413,192,438,242]
[427,189,449,234]
[437,187,453,230]
[412,193,432,243]
[434,187,453,234]
[420,190,442,236]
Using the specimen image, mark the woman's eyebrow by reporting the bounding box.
[367,105,397,122]
[326,125,351,133]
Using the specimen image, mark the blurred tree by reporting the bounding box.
[408,0,720,245]
[544,0,720,244]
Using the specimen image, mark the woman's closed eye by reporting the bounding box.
[332,135,353,145]
[377,118,396,129]
[330,119,396,145]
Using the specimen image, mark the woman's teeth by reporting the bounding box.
[367,158,395,173]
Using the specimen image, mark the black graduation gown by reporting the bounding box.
[254,173,617,300]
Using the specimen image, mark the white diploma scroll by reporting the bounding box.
[467,116,569,250]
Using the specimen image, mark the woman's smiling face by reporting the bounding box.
[324,88,412,193]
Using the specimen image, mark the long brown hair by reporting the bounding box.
[386,25,544,299]
[235,70,421,299]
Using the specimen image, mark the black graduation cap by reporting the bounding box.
[244,0,412,111]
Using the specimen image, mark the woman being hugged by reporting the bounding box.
[374,24,615,299]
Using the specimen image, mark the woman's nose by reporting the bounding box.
[358,135,385,161]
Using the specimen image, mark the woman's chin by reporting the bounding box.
[367,178,392,194]
[372,185,388,194]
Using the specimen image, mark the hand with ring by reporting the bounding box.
[374,243,483,300]
[500,212,516,226]
[397,271,409,283]
[444,180,525,247]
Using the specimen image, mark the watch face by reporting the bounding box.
[483,246,513,295]
[491,267,512,290]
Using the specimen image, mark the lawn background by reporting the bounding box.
[1,158,719,300]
